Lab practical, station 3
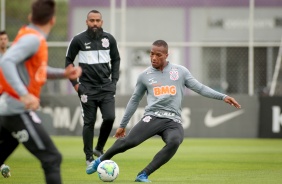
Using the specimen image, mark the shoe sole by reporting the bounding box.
[135,178,151,182]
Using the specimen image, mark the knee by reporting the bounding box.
[49,151,62,166]
[83,114,96,126]
[103,116,115,124]
[55,152,62,164]
[83,118,95,127]
[42,151,62,172]
[167,136,183,149]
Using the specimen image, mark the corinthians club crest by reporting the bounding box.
[169,70,179,81]
[101,38,109,48]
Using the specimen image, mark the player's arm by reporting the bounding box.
[47,66,65,79]
[184,67,241,108]
[114,75,146,138]
[65,36,80,91]
[47,65,82,80]
[109,34,120,85]
[0,34,40,110]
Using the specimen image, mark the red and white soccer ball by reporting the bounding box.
[97,160,119,182]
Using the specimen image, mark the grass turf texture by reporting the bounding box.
[1,137,282,184]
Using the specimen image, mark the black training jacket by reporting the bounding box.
[65,30,120,97]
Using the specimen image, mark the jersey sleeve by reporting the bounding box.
[119,74,147,128]
[183,67,227,100]
[109,34,120,84]
[65,36,80,86]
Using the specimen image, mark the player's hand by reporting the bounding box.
[20,93,40,110]
[65,65,82,80]
[74,84,79,92]
[224,96,241,109]
[113,128,126,139]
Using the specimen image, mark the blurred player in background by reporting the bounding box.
[65,10,120,165]
[0,0,81,183]
[86,40,241,182]
[0,30,9,96]
[0,30,9,57]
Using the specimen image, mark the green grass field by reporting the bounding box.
[1,137,282,184]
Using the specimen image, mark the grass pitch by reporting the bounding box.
[1,137,282,184]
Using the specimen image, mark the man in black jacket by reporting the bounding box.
[65,10,120,165]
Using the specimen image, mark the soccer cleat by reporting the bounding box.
[93,149,104,157]
[135,172,151,182]
[1,164,11,178]
[86,160,93,166]
[86,157,101,174]
[86,156,94,166]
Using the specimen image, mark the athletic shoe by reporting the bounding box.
[86,156,94,166]
[135,172,151,182]
[86,157,101,174]
[93,149,104,157]
[1,164,11,178]
[86,160,93,166]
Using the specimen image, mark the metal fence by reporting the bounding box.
[1,0,282,96]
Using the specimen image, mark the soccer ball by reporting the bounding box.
[97,160,119,182]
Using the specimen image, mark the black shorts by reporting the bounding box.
[0,111,61,165]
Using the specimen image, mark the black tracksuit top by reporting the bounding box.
[65,30,120,97]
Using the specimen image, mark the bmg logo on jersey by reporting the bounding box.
[153,85,176,96]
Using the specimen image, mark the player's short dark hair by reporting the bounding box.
[0,31,7,36]
[87,10,102,18]
[153,40,168,50]
[31,0,56,25]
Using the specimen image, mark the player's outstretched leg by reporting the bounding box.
[1,164,11,178]
[86,157,101,174]
[135,171,151,182]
